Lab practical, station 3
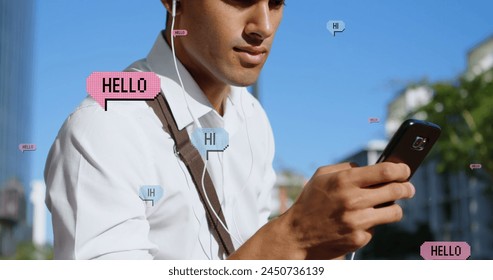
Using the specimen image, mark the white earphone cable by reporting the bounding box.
[170,3,202,129]
[170,0,253,252]
[201,159,243,246]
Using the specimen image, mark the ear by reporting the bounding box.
[161,0,182,16]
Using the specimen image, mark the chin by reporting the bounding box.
[225,68,261,87]
[230,80,257,87]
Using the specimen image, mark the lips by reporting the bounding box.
[234,46,268,66]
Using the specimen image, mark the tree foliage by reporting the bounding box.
[14,242,54,260]
[414,68,493,180]
[0,242,53,260]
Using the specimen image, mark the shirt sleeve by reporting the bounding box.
[44,100,159,259]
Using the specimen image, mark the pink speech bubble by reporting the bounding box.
[368,117,380,123]
[86,72,161,110]
[18,144,36,152]
[469,163,482,170]
[172,29,188,37]
[420,241,470,260]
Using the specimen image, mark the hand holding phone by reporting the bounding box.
[283,120,433,259]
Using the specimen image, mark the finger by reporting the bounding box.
[313,162,359,176]
[346,229,374,252]
[347,162,411,187]
[339,182,414,210]
[357,182,415,208]
[357,203,405,229]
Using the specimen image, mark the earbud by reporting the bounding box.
[172,0,177,17]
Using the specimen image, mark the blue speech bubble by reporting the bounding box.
[327,20,346,36]
[139,185,164,206]
[191,128,229,160]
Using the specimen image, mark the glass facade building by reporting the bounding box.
[0,0,35,256]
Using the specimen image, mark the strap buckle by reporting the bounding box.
[173,144,180,157]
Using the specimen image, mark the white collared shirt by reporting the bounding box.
[44,32,276,260]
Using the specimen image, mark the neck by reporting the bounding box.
[195,78,230,116]
[164,29,229,116]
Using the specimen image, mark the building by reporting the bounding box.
[385,85,433,139]
[30,180,47,247]
[0,0,36,257]
[271,171,306,217]
[466,35,493,79]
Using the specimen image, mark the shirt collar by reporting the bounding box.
[144,31,214,130]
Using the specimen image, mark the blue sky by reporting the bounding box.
[32,0,493,243]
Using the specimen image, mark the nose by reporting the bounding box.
[244,2,275,41]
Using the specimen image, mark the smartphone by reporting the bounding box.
[376,119,441,180]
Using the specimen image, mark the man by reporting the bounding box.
[45,0,414,259]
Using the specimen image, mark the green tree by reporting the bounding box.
[0,242,54,260]
[14,242,54,260]
[414,68,493,182]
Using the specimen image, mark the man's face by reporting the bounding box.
[172,0,284,88]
